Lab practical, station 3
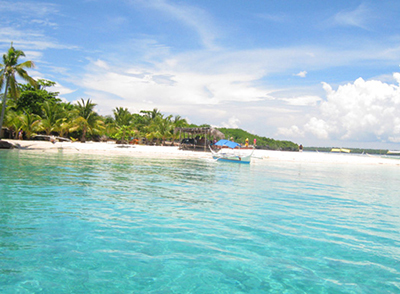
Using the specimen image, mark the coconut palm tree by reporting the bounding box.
[39,101,65,135]
[6,110,23,139]
[0,43,36,138]
[171,115,188,144]
[155,115,173,145]
[113,107,134,143]
[20,111,41,139]
[70,98,104,142]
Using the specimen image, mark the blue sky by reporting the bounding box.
[2,0,400,148]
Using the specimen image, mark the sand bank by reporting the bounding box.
[3,139,400,166]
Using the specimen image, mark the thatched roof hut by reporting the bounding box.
[174,127,225,151]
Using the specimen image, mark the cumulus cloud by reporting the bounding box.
[277,125,304,138]
[221,116,240,129]
[300,74,400,143]
[294,71,307,78]
[51,82,76,96]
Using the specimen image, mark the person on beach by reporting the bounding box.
[245,138,249,147]
[18,130,23,140]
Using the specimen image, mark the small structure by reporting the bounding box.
[331,148,351,153]
[210,139,254,164]
[174,127,225,152]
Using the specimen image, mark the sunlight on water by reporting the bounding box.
[1,150,400,293]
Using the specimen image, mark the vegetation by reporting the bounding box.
[303,146,389,155]
[217,128,299,151]
[0,43,36,138]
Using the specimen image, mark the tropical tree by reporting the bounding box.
[70,98,104,142]
[155,115,173,145]
[0,43,36,138]
[171,115,188,143]
[5,110,23,139]
[20,111,41,139]
[39,101,66,135]
[113,107,135,142]
[57,104,75,138]
[15,79,59,116]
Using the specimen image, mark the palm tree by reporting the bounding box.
[113,107,134,143]
[20,111,41,139]
[0,43,36,138]
[6,110,23,139]
[171,115,188,144]
[70,98,104,142]
[155,115,173,145]
[114,107,132,127]
[39,101,65,135]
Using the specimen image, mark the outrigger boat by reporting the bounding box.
[331,148,351,153]
[210,139,255,164]
[387,150,400,155]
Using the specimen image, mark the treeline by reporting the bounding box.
[1,79,189,144]
[303,147,389,154]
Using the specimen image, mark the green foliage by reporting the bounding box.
[217,128,299,151]
[70,98,105,142]
[0,43,36,138]
[15,79,60,116]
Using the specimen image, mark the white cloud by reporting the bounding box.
[79,58,271,115]
[221,116,240,129]
[0,27,77,52]
[134,0,219,50]
[277,125,304,138]
[294,71,307,78]
[300,74,400,143]
[332,4,371,29]
[281,95,321,106]
[51,82,76,96]
[304,117,331,139]
[0,1,59,17]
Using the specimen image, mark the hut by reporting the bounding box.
[174,127,225,151]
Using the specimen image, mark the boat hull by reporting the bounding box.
[212,154,251,163]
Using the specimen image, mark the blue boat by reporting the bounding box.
[210,139,254,163]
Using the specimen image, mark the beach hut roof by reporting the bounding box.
[174,127,225,139]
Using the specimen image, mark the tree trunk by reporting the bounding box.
[0,78,10,139]
[81,127,87,143]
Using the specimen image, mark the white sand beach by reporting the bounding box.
[3,139,400,166]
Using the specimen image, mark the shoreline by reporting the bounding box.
[2,139,400,166]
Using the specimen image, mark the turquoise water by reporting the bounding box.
[1,150,400,293]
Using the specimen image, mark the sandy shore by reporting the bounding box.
[3,139,400,166]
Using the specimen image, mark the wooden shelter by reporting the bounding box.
[174,127,225,151]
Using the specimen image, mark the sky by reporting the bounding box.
[1,0,400,149]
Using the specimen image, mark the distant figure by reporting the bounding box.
[230,137,234,141]
[50,136,56,144]
[299,144,303,152]
[18,130,23,140]
[253,138,256,146]
[245,138,249,147]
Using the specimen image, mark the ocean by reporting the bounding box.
[1,150,399,293]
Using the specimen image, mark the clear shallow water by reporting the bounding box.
[1,151,400,293]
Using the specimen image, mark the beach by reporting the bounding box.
[3,139,400,166]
